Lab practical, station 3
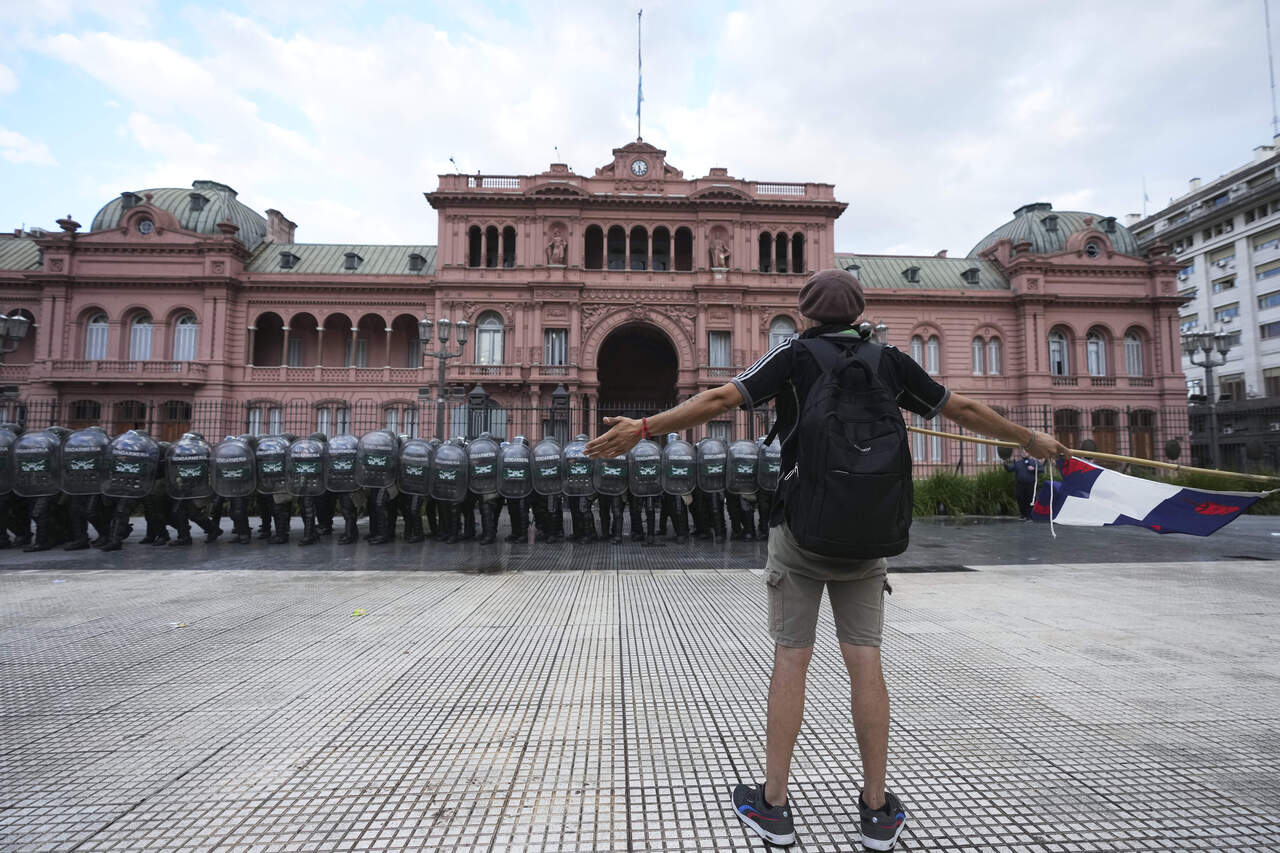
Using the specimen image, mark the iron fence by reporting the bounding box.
[6,395,1271,474]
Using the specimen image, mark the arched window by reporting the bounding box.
[1124,332,1144,377]
[758,232,772,273]
[172,313,198,361]
[1054,408,1081,449]
[584,225,604,269]
[986,337,1002,375]
[467,226,482,267]
[910,335,924,365]
[629,226,648,271]
[1048,329,1070,376]
[475,311,504,365]
[673,227,693,271]
[129,313,153,361]
[971,337,985,375]
[606,226,626,270]
[501,225,516,268]
[1086,330,1107,377]
[769,316,797,350]
[791,233,805,273]
[484,225,499,268]
[85,313,108,361]
[652,227,671,271]
[925,335,940,375]
[775,232,789,274]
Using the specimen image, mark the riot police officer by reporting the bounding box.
[530,436,565,543]
[467,432,502,545]
[500,436,533,543]
[660,433,696,544]
[255,434,292,544]
[756,436,781,539]
[286,433,328,546]
[60,426,110,551]
[325,434,362,544]
[593,450,629,545]
[168,432,219,546]
[562,435,596,542]
[628,438,663,546]
[726,438,760,542]
[356,429,400,545]
[100,429,161,551]
[398,436,432,544]
[693,436,729,542]
[212,434,256,545]
[0,423,17,549]
[13,427,64,551]
[428,437,469,543]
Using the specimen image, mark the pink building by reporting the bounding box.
[0,140,1188,467]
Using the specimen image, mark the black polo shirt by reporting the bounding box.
[731,326,951,481]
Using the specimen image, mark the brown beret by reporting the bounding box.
[798,268,865,324]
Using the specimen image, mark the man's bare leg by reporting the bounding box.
[840,642,889,809]
[763,643,813,806]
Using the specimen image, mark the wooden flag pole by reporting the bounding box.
[905,425,1280,486]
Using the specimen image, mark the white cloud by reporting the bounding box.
[11,0,1275,254]
[0,63,16,96]
[0,128,56,166]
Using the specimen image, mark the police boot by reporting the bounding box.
[257,501,273,539]
[461,502,477,541]
[404,497,425,543]
[727,497,749,541]
[610,499,625,545]
[515,499,531,542]
[210,498,224,538]
[425,499,439,539]
[479,500,498,545]
[440,504,458,544]
[629,499,645,542]
[23,516,51,552]
[710,494,727,543]
[369,497,393,545]
[192,509,220,543]
[64,504,91,551]
[100,513,131,552]
[642,499,661,547]
[297,499,319,546]
[338,499,359,545]
[552,498,566,543]
[269,504,291,544]
[505,499,524,543]
[673,500,690,545]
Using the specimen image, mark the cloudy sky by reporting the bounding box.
[1,0,1275,256]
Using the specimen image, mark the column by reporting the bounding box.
[350,328,359,368]
[384,327,393,367]
[280,326,290,367]
[38,293,55,360]
[586,392,597,435]
[246,327,256,366]
[316,328,325,366]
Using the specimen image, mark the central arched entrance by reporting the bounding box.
[596,323,678,426]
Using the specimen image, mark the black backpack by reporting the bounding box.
[775,337,913,558]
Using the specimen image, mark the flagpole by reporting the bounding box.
[637,9,643,140]
[905,425,1280,484]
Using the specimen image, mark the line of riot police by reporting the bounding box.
[0,421,780,552]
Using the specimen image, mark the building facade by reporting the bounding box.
[1131,138,1280,468]
[0,139,1188,470]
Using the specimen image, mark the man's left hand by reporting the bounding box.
[586,417,642,458]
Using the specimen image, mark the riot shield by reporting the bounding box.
[167,433,213,499]
[562,438,593,497]
[355,430,398,489]
[498,440,533,500]
[13,430,62,497]
[212,437,256,498]
[0,427,15,495]
[727,439,760,496]
[398,437,432,496]
[628,439,662,498]
[467,435,500,495]
[757,439,781,492]
[103,430,160,499]
[286,437,327,497]
[593,453,629,497]
[255,435,290,495]
[531,438,564,496]
[696,437,728,493]
[325,434,359,493]
[660,437,696,496]
[429,440,469,502]
[61,427,110,496]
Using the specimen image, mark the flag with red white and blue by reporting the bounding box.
[1033,457,1276,536]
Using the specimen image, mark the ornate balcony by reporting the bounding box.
[246,365,427,384]
[1126,376,1155,387]
[1050,375,1079,387]
[531,363,573,380]
[451,363,523,383]
[0,364,30,381]
[49,360,208,383]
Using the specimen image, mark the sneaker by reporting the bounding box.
[732,783,795,846]
[859,791,907,851]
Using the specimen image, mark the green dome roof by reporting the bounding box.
[968,202,1139,258]
[90,180,268,248]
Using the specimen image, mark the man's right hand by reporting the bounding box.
[1024,430,1068,461]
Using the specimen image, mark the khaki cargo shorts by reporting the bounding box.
[765,522,888,648]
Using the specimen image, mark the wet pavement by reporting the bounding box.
[1,516,1278,851]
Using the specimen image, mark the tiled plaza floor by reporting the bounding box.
[2,518,1278,851]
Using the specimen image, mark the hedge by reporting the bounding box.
[913,468,1280,517]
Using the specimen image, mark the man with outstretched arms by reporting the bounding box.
[588,268,1065,851]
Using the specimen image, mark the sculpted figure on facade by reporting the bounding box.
[709,238,730,269]
[545,232,568,266]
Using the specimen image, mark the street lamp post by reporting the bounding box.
[1181,327,1234,469]
[418,316,470,440]
[0,313,32,363]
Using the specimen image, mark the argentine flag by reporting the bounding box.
[1033,457,1276,536]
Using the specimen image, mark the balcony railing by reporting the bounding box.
[1127,376,1155,387]
[248,365,426,384]
[452,363,522,382]
[0,364,30,380]
[1050,375,1078,386]
[50,360,208,381]
[1089,376,1117,387]
[532,363,572,379]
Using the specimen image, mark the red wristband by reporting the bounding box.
[641,417,649,439]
